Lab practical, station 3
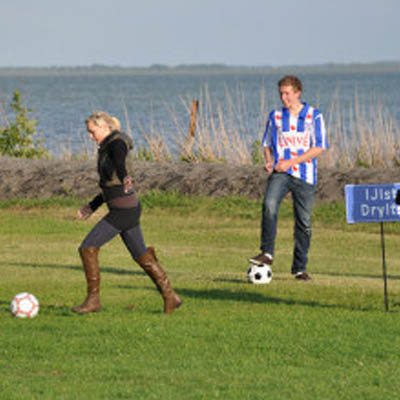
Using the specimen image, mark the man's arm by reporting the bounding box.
[264,146,274,173]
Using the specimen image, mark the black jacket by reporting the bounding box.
[89,131,133,211]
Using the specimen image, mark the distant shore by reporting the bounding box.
[1,156,399,203]
[1,61,400,76]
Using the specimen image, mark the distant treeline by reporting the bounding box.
[0,61,400,76]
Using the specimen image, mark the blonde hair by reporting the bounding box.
[109,116,121,131]
[86,111,121,132]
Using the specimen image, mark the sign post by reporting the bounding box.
[380,222,389,311]
[345,183,400,311]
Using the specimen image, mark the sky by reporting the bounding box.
[1,0,399,67]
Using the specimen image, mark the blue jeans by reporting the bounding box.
[260,172,315,274]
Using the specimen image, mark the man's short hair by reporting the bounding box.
[278,76,302,93]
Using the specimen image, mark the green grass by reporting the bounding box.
[1,193,400,399]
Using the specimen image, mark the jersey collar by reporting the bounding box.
[282,102,309,119]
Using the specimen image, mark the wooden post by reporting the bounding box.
[181,100,199,160]
[188,100,199,138]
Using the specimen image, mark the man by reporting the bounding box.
[249,76,328,280]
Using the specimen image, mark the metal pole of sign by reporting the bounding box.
[380,222,389,312]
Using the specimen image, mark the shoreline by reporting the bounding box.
[0,156,399,203]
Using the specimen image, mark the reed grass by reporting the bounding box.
[166,84,268,164]
[47,84,400,168]
[324,89,400,168]
[128,84,400,168]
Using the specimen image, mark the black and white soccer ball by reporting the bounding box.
[247,264,272,284]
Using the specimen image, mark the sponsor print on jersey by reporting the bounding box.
[278,131,310,148]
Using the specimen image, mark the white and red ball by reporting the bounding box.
[10,292,40,318]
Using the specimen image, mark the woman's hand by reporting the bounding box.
[77,204,93,220]
[123,175,133,193]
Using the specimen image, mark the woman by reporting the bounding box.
[72,111,182,314]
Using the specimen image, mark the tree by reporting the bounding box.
[0,90,49,158]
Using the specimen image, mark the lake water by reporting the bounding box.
[0,69,399,156]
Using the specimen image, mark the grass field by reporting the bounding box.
[1,193,400,399]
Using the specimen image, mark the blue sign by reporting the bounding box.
[345,183,400,223]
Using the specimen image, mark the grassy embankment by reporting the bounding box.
[1,193,400,399]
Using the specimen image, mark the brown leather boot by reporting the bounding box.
[71,247,102,314]
[136,247,182,314]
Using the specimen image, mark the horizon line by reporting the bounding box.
[1,60,400,70]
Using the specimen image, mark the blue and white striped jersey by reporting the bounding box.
[261,102,328,185]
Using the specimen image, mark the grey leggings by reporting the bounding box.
[80,218,147,260]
